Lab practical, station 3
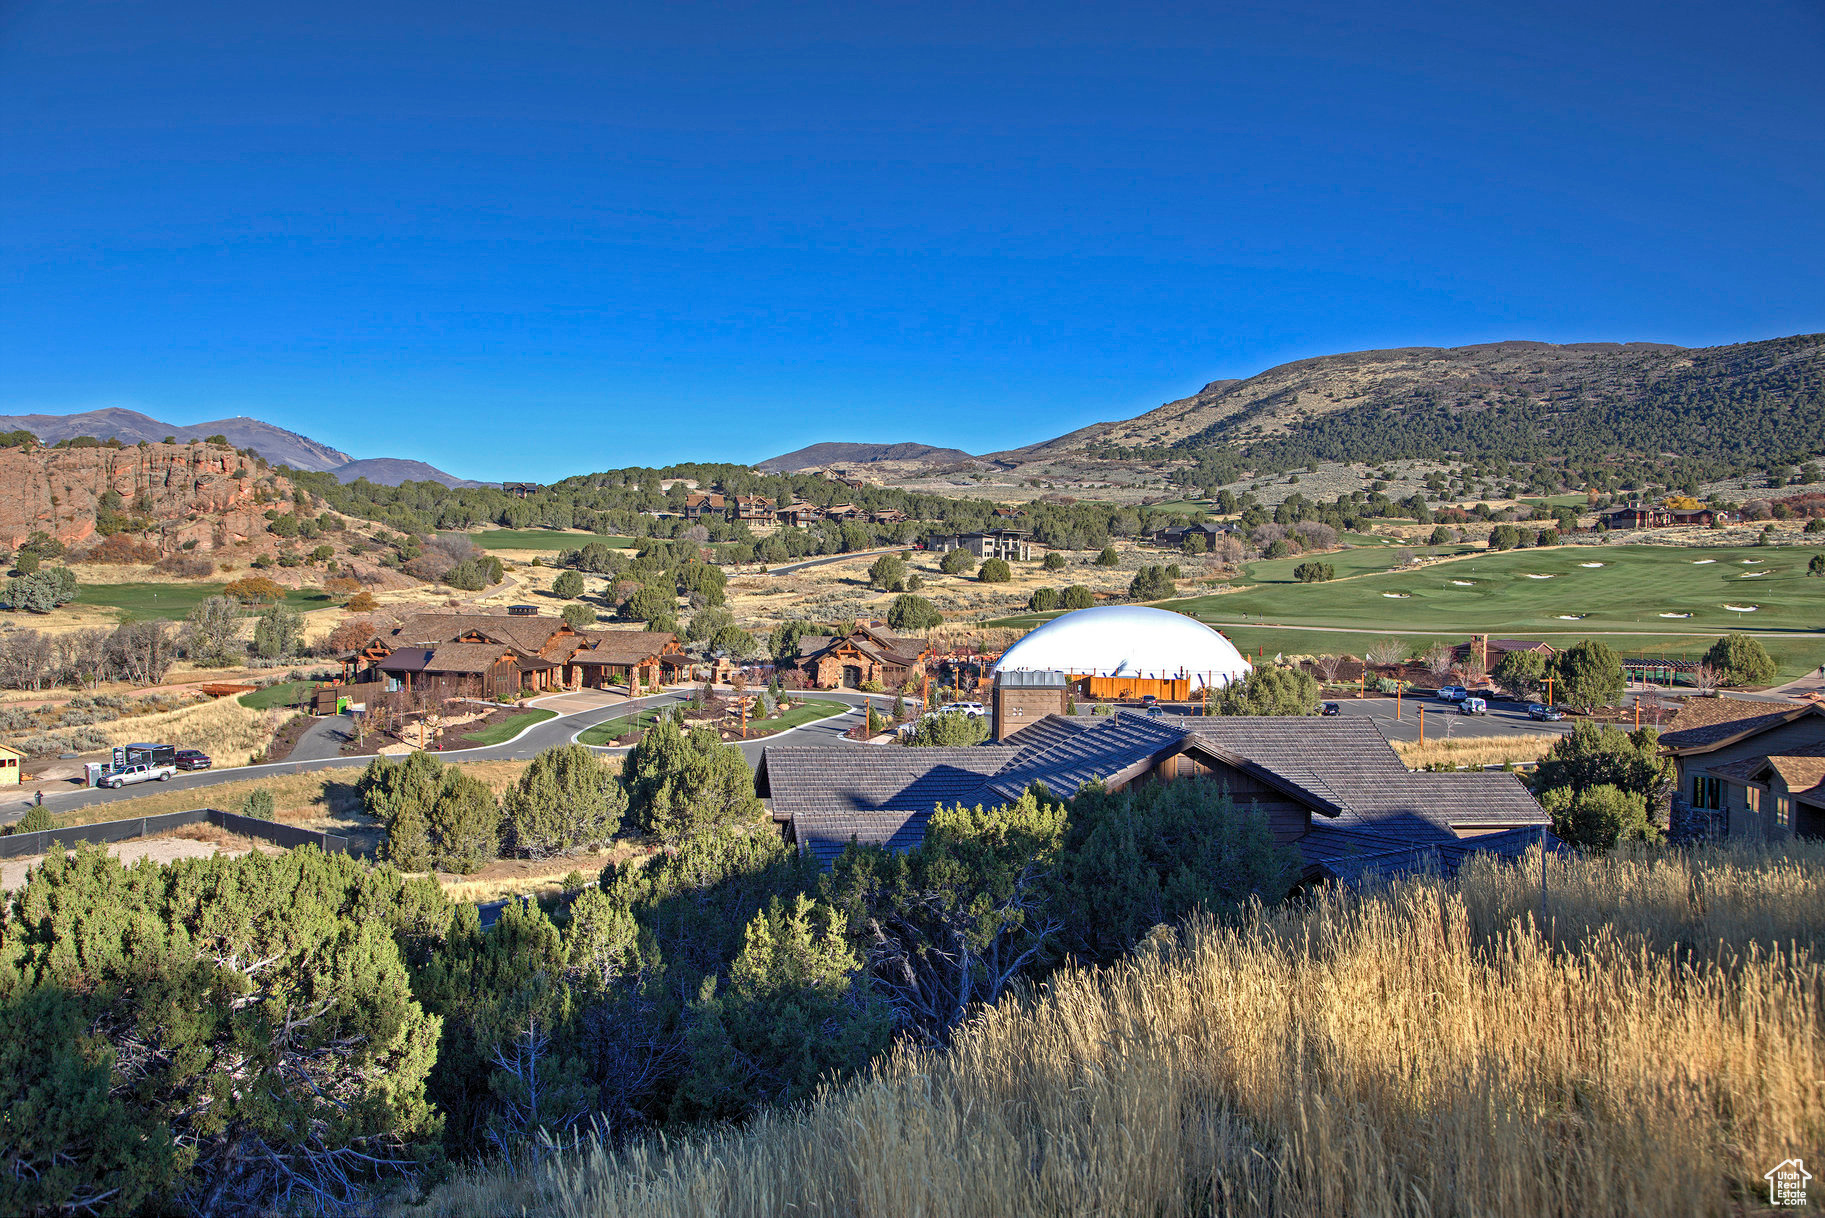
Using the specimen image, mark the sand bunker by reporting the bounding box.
[1556,614,1586,620]
[1382,592,1410,599]
[1451,579,1475,586]
[1723,604,1760,612]
[1742,559,1764,564]
[1578,562,1605,568]
[1692,559,1716,565]
[1659,612,1692,618]
[1739,571,1767,578]
[1523,574,1555,579]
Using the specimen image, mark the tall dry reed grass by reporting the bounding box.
[1393,734,1555,770]
[419,841,1825,1218]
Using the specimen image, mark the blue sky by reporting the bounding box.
[3,0,1822,481]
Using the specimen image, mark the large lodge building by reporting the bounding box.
[342,610,682,698]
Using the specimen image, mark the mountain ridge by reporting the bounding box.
[756,441,980,472]
[761,334,1825,478]
[0,408,483,486]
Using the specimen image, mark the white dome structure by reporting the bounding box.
[992,605,1251,692]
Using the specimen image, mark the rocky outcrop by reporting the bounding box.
[0,442,291,554]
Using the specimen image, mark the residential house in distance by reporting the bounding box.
[1459,635,1555,674]
[565,630,683,694]
[501,482,542,499]
[683,491,727,522]
[1660,697,1825,840]
[788,622,933,690]
[344,611,680,698]
[1600,502,1734,530]
[758,676,1549,879]
[930,529,1036,562]
[1153,521,1234,549]
[776,501,823,528]
[729,495,778,529]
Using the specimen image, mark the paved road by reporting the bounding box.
[7,688,881,824]
[287,713,355,762]
[763,548,902,577]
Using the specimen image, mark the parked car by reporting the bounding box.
[1436,685,1468,703]
[174,749,212,771]
[100,762,176,789]
[1457,696,1488,715]
[938,702,986,719]
[1527,703,1565,721]
[1320,701,1342,716]
[1145,704,1165,717]
[1140,694,1158,707]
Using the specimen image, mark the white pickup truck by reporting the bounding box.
[99,762,176,789]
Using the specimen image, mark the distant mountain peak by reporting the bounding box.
[0,408,478,486]
[756,441,980,472]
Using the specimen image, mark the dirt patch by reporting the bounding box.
[0,829,283,890]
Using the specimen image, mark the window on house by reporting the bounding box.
[1691,775,1723,810]
[1748,787,1762,816]
[1777,797,1792,828]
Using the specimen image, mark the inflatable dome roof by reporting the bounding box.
[992,605,1251,691]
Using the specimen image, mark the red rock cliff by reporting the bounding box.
[0,442,293,554]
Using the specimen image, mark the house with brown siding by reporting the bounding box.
[565,631,681,694]
[348,611,672,697]
[683,492,726,522]
[788,623,931,690]
[1660,697,1825,840]
[728,495,777,527]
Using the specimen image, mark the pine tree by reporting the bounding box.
[502,744,627,858]
[624,716,761,844]
[678,894,889,1120]
[430,768,501,873]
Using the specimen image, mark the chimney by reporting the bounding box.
[992,669,1068,741]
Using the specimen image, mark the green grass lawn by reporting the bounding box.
[461,708,557,745]
[1171,544,1825,636]
[989,543,1825,679]
[1239,543,1476,584]
[238,680,316,709]
[472,530,636,551]
[76,583,334,622]
[577,698,847,746]
[745,698,847,733]
[577,707,673,746]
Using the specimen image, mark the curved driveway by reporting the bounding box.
[13,689,887,825]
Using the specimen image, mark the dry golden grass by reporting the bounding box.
[438,846,637,904]
[1393,734,1556,770]
[419,841,1825,1218]
[59,696,288,768]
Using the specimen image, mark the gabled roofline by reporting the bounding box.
[1663,702,1824,756]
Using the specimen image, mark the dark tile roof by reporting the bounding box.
[418,642,518,674]
[376,646,433,672]
[389,611,568,655]
[759,710,1549,877]
[1165,715,1408,807]
[759,745,1024,865]
[1658,697,1814,752]
[984,712,1187,802]
[573,631,677,665]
